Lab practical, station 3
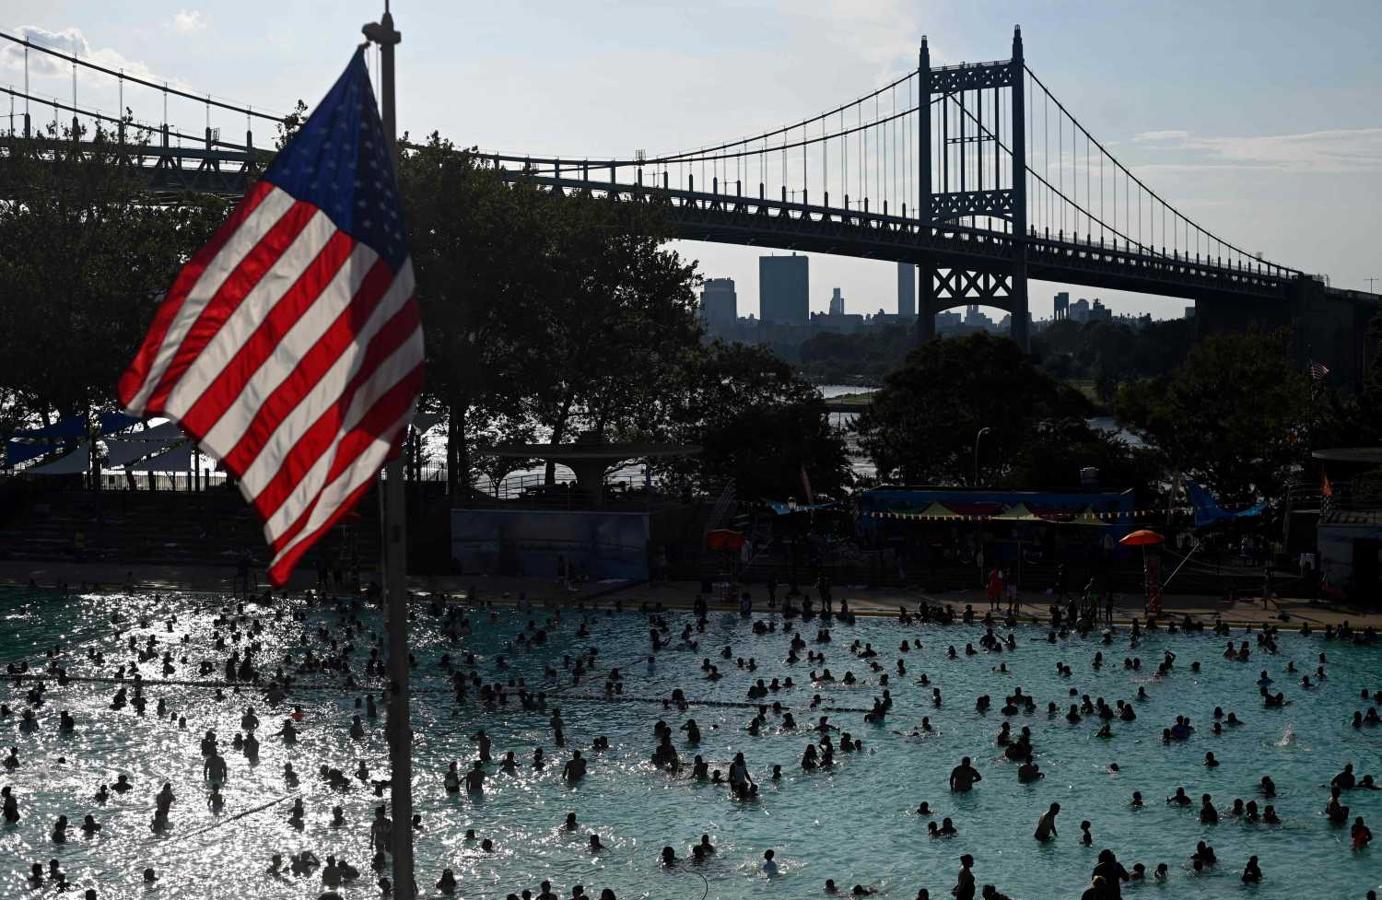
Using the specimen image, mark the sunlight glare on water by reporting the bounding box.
[0,587,1380,899]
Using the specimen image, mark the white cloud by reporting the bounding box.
[172,10,207,34]
[1132,126,1382,174]
[0,25,159,81]
[1132,129,1190,143]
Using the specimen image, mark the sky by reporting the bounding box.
[3,1,1380,320]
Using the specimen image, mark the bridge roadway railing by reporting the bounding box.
[498,169,1296,302]
[0,133,1300,302]
[0,132,272,197]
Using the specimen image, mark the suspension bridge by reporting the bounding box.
[1,25,1376,377]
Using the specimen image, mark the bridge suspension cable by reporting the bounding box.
[1020,65,1295,277]
[1,28,287,159]
[0,25,1306,288]
[0,29,285,122]
[2,84,267,157]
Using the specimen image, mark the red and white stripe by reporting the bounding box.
[118,182,423,585]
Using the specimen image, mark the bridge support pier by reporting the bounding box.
[917,261,937,342]
[1009,26,1029,352]
[1008,262,1028,350]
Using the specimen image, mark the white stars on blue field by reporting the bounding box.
[262,49,408,268]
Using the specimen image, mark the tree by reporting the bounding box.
[856,332,1105,487]
[398,136,551,495]
[0,123,227,429]
[399,137,703,494]
[1004,417,1160,494]
[797,324,915,385]
[1114,330,1312,504]
[1032,317,1196,403]
[666,342,849,500]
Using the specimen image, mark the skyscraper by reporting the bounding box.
[897,262,916,317]
[759,255,809,325]
[829,287,845,316]
[700,277,737,336]
[1053,291,1069,320]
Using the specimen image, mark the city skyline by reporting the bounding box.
[4,2,1379,318]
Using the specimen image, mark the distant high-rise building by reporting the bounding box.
[1069,297,1091,323]
[897,262,916,317]
[1088,299,1113,323]
[1053,291,1069,320]
[699,278,737,335]
[759,255,809,325]
[829,287,845,316]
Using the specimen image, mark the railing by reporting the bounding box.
[496,168,1299,296]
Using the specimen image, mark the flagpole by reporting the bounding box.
[363,6,414,899]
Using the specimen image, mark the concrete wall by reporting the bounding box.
[1318,521,1382,599]
[451,509,651,581]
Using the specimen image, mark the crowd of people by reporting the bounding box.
[1,578,1379,898]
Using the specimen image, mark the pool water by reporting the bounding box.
[0,587,1380,899]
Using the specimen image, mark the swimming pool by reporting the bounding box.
[0,586,1379,898]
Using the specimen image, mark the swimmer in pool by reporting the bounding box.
[949,757,982,792]
[1034,803,1060,842]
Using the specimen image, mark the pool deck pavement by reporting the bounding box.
[1,559,1377,630]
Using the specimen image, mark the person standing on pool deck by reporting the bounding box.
[950,757,982,792]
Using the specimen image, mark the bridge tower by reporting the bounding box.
[916,26,1029,350]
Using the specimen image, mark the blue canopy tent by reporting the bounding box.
[4,412,141,467]
[1187,483,1267,530]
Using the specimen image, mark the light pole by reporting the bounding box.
[362,6,414,900]
[973,427,992,487]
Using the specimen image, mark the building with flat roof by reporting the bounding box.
[699,277,737,337]
[759,254,809,325]
[897,262,916,317]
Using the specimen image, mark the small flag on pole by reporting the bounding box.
[1309,360,1330,381]
[118,50,422,586]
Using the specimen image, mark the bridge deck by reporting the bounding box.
[0,140,1342,307]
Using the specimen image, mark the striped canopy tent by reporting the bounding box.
[913,501,962,519]
[868,502,960,520]
[1070,506,1106,526]
[992,502,1041,521]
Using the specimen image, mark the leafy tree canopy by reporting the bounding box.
[0,125,227,433]
[1114,330,1312,504]
[855,332,1121,488]
[666,342,849,501]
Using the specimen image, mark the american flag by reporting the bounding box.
[118,50,422,586]
[1309,360,1330,381]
